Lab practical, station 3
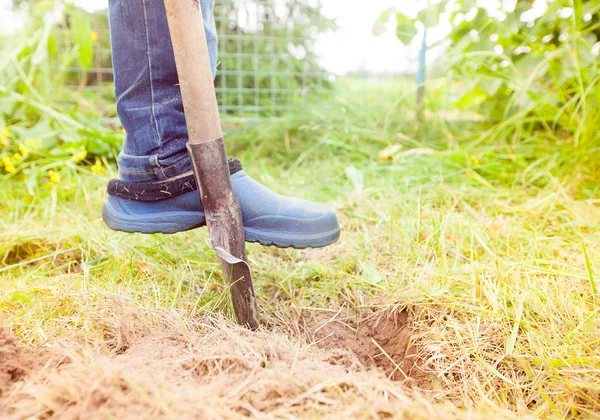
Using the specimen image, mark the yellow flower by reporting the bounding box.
[70,147,88,163]
[2,156,15,173]
[90,159,106,175]
[24,138,41,151]
[13,153,23,160]
[91,31,98,42]
[48,169,62,184]
[18,144,28,156]
[0,127,9,146]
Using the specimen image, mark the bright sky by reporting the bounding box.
[318,0,421,74]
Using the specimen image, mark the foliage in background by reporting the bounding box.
[373,2,446,117]
[448,0,599,142]
[0,0,335,182]
[0,1,120,185]
[377,0,600,192]
[445,0,600,193]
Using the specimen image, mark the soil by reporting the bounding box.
[306,308,419,382]
[0,310,429,419]
[0,327,27,397]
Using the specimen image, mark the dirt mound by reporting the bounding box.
[0,327,27,397]
[307,308,418,381]
[0,319,439,419]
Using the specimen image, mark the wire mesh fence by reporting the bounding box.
[52,0,333,119]
[214,0,334,117]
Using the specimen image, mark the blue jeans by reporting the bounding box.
[108,0,218,182]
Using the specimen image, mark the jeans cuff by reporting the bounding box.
[117,151,192,182]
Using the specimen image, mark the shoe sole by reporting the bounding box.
[243,226,340,249]
[102,201,205,234]
[103,201,340,249]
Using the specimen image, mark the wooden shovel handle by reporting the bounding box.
[164,0,222,143]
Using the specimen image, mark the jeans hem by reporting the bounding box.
[118,151,192,182]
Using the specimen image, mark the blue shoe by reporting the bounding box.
[102,165,340,249]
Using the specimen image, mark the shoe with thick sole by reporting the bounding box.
[102,170,340,249]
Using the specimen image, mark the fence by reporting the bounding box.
[53,0,333,119]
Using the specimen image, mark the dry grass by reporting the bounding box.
[1,80,600,418]
[2,165,599,418]
[0,307,514,420]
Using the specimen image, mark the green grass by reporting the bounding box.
[1,77,600,418]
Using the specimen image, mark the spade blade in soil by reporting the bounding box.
[188,139,260,331]
[210,231,260,330]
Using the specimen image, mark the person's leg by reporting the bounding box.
[103,0,340,248]
[108,0,217,182]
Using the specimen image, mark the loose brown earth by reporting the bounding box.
[306,308,418,382]
[0,309,443,419]
[0,328,28,397]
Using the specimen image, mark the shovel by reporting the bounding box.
[164,0,260,330]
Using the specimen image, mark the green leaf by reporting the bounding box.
[373,7,396,36]
[479,78,504,97]
[10,292,33,303]
[360,262,382,284]
[70,9,94,69]
[505,292,527,355]
[459,0,478,12]
[396,13,418,45]
[47,34,58,57]
[419,8,440,28]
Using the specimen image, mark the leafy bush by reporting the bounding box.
[377,0,600,191]
[0,1,120,186]
[448,0,600,146]
[1,0,334,184]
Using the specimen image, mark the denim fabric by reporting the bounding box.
[108,0,217,182]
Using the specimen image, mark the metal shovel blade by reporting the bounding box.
[188,139,260,330]
[211,235,259,328]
